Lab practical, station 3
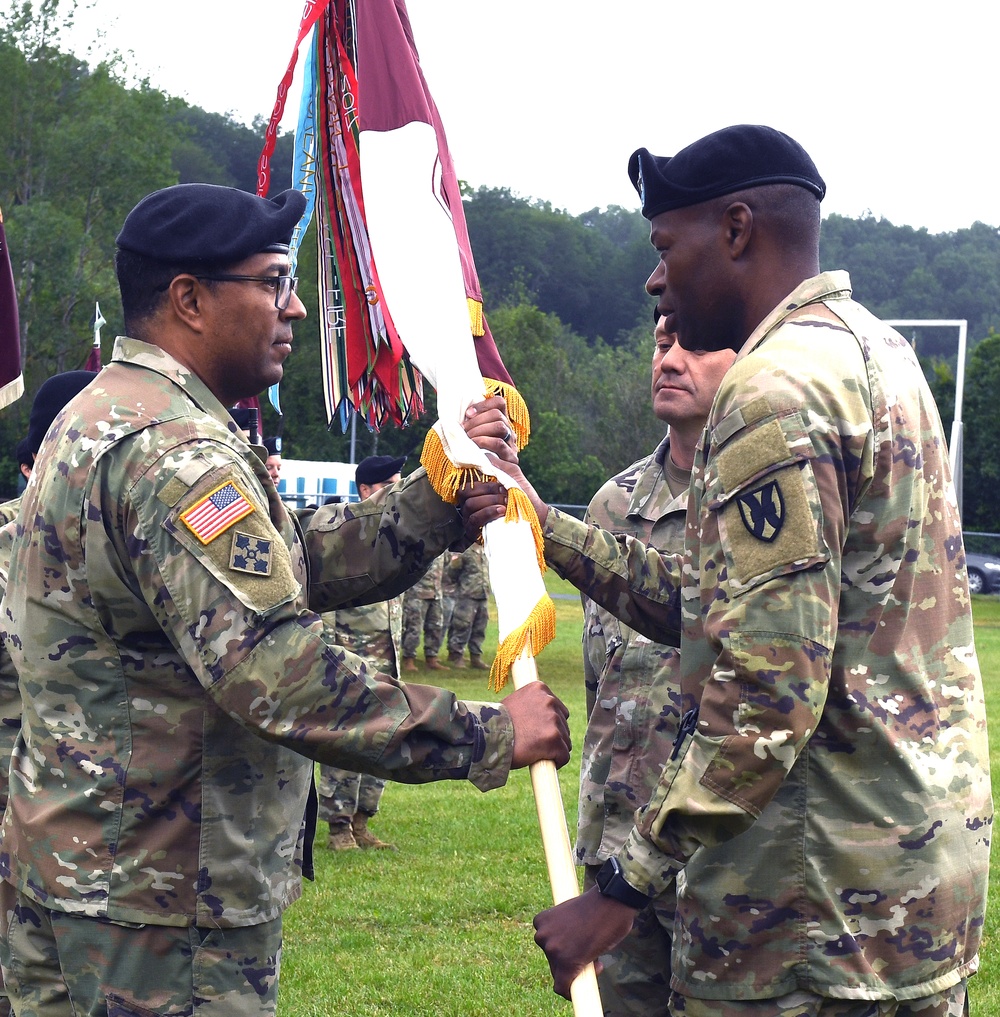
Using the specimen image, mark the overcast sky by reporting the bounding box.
[66,0,999,234]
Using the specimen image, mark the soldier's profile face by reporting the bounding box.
[646,206,743,353]
[651,316,735,427]
[195,252,306,405]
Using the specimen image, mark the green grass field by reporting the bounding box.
[278,581,1000,1015]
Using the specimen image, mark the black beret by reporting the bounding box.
[356,454,406,487]
[262,436,282,457]
[116,183,307,264]
[26,371,98,454]
[628,125,826,219]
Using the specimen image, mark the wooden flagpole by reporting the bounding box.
[510,646,603,1015]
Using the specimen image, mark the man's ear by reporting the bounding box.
[167,275,208,332]
[721,202,753,259]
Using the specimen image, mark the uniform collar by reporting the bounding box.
[628,433,688,521]
[738,270,853,360]
[111,335,243,434]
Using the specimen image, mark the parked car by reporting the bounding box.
[966,551,1000,595]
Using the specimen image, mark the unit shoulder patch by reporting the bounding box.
[229,530,273,576]
[736,480,785,543]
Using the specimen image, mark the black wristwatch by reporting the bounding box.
[595,857,649,910]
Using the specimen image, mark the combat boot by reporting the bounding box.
[470,655,489,671]
[448,651,467,669]
[327,822,358,851]
[425,655,449,670]
[402,657,418,673]
[351,813,395,850]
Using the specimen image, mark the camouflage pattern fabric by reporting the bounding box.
[440,551,460,634]
[447,541,490,601]
[317,596,403,821]
[577,435,684,1016]
[664,982,968,1017]
[317,766,386,822]
[0,520,21,813]
[542,273,992,1002]
[0,496,20,526]
[446,543,490,657]
[447,598,489,658]
[0,523,17,1016]
[0,336,515,936]
[0,881,283,1015]
[401,556,446,659]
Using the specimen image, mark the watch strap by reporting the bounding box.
[595,857,649,910]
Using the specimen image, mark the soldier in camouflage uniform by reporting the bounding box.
[0,183,571,1016]
[446,542,490,669]
[440,550,460,635]
[400,554,449,671]
[576,317,735,1016]
[319,455,406,852]
[0,371,97,524]
[0,524,17,1017]
[468,127,991,1015]
[0,373,98,1015]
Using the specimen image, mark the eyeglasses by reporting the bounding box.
[195,273,299,310]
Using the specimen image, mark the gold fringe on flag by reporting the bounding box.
[419,431,546,573]
[483,378,530,450]
[419,427,483,503]
[505,487,547,576]
[467,296,485,337]
[489,594,557,692]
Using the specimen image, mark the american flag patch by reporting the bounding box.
[180,481,254,544]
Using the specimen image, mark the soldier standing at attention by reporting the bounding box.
[446,541,491,670]
[0,182,571,1015]
[464,126,991,1017]
[319,454,406,852]
[400,553,449,671]
[576,316,734,1015]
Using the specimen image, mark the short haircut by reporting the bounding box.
[711,183,821,253]
[114,249,225,340]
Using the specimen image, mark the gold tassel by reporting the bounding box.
[467,297,485,337]
[489,594,557,692]
[483,378,530,450]
[505,487,547,575]
[419,428,487,505]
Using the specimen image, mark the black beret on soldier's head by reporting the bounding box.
[355,454,407,488]
[26,371,98,454]
[116,184,306,264]
[628,125,826,219]
[262,436,282,457]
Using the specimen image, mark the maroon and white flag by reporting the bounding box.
[0,207,23,408]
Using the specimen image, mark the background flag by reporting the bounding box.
[262,4,602,1012]
[0,207,24,408]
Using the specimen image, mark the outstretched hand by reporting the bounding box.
[502,680,571,769]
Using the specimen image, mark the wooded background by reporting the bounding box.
[3,3,999,528]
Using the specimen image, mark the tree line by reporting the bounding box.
[2,2,999,528]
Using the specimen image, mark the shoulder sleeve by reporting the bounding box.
[544,507,682,647]
[302,467,465,612]
[121,443,514,788]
